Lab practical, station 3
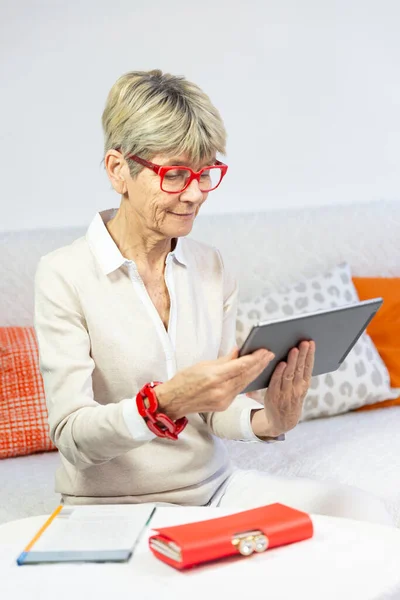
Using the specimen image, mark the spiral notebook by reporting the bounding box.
[16,503,156,565]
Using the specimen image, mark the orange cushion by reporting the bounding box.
[353,278,400,410]
[0,327,56,458]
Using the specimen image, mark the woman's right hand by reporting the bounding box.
[155,347,275,420]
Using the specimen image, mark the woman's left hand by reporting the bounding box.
[249,340,316,437]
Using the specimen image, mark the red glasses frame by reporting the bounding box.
[116,148,228,193]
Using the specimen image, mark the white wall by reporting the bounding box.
[1,0,400,231]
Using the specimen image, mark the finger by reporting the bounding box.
[219,347,270,369]
[267,361,286,396]
[214,347,246,382]
[303,340,316,381]
[281,347,299,393]
[227,350,275,394]
[293,341,310,386]
[230,346,240,359]
[235,353,273,390]
[220,348,273,381]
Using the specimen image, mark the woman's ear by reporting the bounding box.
[104,150,128,194]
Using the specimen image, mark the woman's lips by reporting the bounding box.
[169,212,195,218]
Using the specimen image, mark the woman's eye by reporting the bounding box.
[165,170,185,179]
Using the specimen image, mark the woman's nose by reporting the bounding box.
[180,178,204,201]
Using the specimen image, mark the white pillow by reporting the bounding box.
[236,263,398,421]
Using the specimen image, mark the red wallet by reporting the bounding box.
[148,503,313,570]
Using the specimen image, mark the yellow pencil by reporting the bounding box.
[17,504,63,564]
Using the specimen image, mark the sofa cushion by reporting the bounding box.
[0,451,60,525]
[0,327,55,458]
[224,407,400,527]
[353,277,400,410]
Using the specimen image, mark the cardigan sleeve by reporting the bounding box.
[34,256,155,470]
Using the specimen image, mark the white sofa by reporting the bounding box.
[1,199,400,526]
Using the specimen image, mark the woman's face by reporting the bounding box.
[120,152,213,239]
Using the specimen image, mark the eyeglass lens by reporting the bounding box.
[162,167,223,192]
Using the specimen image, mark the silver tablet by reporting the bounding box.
[239,298,383,393]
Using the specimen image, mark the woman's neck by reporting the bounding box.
[106,203,173,274]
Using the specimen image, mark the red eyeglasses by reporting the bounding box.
[116,149,228,194]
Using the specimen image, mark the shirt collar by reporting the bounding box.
[86,209,188,275]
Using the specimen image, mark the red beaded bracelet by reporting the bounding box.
[136,381,188,441]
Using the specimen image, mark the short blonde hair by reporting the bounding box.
[102,69,227,176]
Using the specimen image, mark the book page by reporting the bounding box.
[32,504,155,553]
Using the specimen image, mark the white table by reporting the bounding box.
[1,508,400,600]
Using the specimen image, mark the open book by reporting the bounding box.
[17,503,156,565]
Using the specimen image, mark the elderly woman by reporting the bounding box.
[34,69,391,525]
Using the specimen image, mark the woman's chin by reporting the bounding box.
[165,211,196,235]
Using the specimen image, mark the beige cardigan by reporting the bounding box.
[34,209,266,506]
